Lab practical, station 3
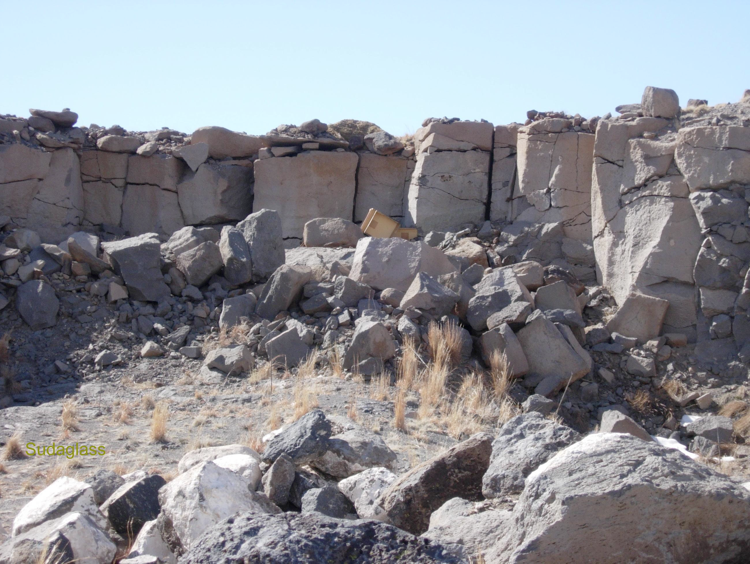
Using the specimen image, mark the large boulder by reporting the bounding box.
[303,217,363,248]
[0,512,116,564]
[100,474,166,538]
[641,86,680,119]
[377,432,493,535]
[191,126,263,159]
[12,477,105,537]
[265,328,310,367]
[179,512,461,564]
[101,233,171,302]
[255,265,313,319]
[158,461,280,551]
[16,280,59,330]
[263,410,332,465]
[177,445,260,474]
[177,163,254,225]
[349,237,456,293]
[219,226,253,286]
[253,151,358,239]
[338,467,397,521]
[342,320,397,370]
[467,268,533,332]
[676,126,750,191]
[176,241,224,287]
[606,292,669,344]
[236,209,285,280]
[310,427,397,479]
[219,294,256,329]
[399,272,459,317]
[516,317,590,396]
[491,433,750,563]
[477,323,529,377]
[482,412,580,498]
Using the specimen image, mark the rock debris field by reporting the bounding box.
[1,88,750,562]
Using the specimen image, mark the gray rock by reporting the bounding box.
[263,409,332,465]
[179,512,461,564]
[301,486,355,518]
[265,328,310,367]
[606,292,669,344]
[378,432,493,535]
[364,131,404,155]
[203,345,254,374]
[5,228,41,252]
[256,265,313,319]
[338,467,397,521]
[522,394,555,416]
[303,218,363,248]
[236,209,285,280]
[490,433,750,563]
[219,294,257,330]
[641,86,680,119]
[482,412,580,498]
[30,108,78,127]
[599,410,652,442]
[100,474,166,538]
[310,428,397,479]
[85,469,125,506]
[399,272,459,317]
[101,233,170,302]
[219,226,253,286]
[343,320,396,370]
[334,276,373,307]
[685,416,734,443]
[16,280,59,329]
[176,241,224,287]
[467,268,533,331]
[288,468,330,509]
[262,454,296,506]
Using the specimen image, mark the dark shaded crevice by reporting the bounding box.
[485,129,495,221]
[351,152,361,223]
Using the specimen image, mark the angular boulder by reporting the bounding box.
[342,320,396,370]
[263,409,332,465]
[482,412,580,498]
[303,217,363,248]
[255,265,313,319]
[16,280,59,330]
[236,209,285,280]
[176,241,224,287]
[219,226,253,286]
[101,233,170,302]
[338,467,397,521]
[399,272,459,317]
[100,474,166,537]
[377,432,493,535]
[606,292,670,344]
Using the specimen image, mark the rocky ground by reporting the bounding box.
[2,205,750,561]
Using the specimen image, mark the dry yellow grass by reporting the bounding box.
[370,373,391,401]
[297,350,319,379]
[0,463,6,474]
[142,394,156,410]
[488,350,512,399]
[418,362,449,420]
[627,389,652,414]
[394,387,407,432]
[661,378,686,400]
[112,401,133,424]
[719,400,748,418]
[329,347,345,378]
[267,405,282,431]
[249,362,275,385]
[293,378,319,420]
[397,338,420,391]
[243,428,265,454]
[734,411,750,438]
[150,402,169,443]
[111,463,129,476]
[42,461,71,485]
[427,321,463,370]
[347,397,358,422]
[60,400,79,432]
[2,433,27,461]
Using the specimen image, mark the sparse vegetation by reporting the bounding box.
[150,402,169,443]
[293,378,319,420]
[394,388,407,432]
[3,433,27,461]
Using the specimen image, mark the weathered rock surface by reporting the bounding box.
[177,163,253,225]
[303,217,363,248]
[236,209,285,280]
[490,433,750,563]
[343,320,396,370]
[256,265,313,319]
[177,445,260,474]
[263,410,332,465]
[180,512,461,564]
[101,233,170,302]
[16,280,59,330]
[482,412,580,498]
[338,467,397,521]
[100,474,166,537]
[191,126,263,159]
[378,432,493,535]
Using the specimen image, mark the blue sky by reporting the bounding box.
[4,1,748,136]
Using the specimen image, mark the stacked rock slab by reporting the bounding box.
[515,118,595,242]
[405,120,493,232]
[592,86,750,348]
[354,153,413,223]
[253,151,358,241]
[490,123,520,222]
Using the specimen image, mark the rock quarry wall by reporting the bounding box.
[2,88,750,354]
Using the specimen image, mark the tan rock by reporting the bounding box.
[354,154,410,222]
[191,126,263,159]
[177,163,253,225]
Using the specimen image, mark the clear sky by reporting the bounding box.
[4,1,749,137]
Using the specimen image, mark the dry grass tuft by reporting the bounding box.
[488,351,512,400]
[2,433,27,461]
[293,378,319,420]
[427,321,463,370]
[267,405,282,431]
[626,388,652,414]
[719,400,748,419]
[297,350,319,379]
[142,394,156,410]
[347,396,358,422]
[397,338,420,391]
[113,401,134,424]
[329,347,345,378]
[249,362,276,385]
[243,427,265,454]
[370,373,391,401]
[60,400,79,432]
[394,388,407,432]
[150,402,169,443]
[661,378,686,400]
[734,411,750,438]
